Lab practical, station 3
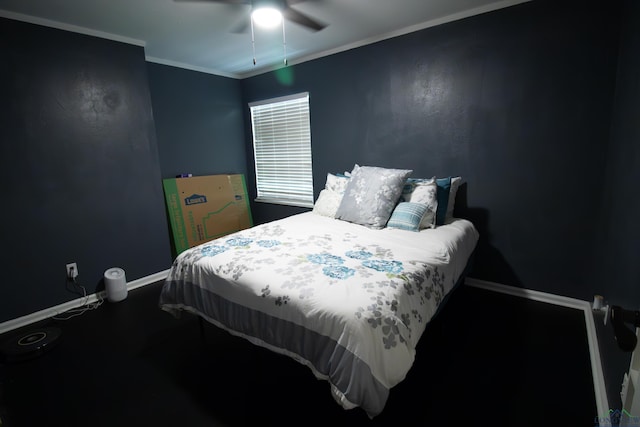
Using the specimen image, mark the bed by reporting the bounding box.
[160,166,478,417]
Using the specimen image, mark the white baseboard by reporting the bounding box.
[465,277,611,425]
[0,269,170,336]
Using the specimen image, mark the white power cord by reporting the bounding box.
[52,268,104,321]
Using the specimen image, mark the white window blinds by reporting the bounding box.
[249,92,314,207]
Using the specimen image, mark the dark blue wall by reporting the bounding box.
[147,63,247,179]
[598,0,640,307]
[594,0,640,410]
[241,0,622,302]
[0,18,172,322]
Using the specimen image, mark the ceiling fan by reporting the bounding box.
[174,0,327,33]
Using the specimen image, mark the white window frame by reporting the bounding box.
[249,92,314,208]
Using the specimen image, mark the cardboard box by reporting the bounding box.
[163,174,253,255]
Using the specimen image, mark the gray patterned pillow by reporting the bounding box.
[335,165,412,229]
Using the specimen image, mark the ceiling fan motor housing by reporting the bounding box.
[252,0,286,11]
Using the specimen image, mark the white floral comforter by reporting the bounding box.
[160,212,478,417]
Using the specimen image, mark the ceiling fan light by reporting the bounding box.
[252,7,282,29]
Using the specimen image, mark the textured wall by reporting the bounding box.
[0,18,171,322]
[594,0,640,410]
[598,0,640,307]
[147,63,247,180]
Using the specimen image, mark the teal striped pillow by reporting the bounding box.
[386,202,428,232]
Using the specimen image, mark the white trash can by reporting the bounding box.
[104,267,127,303]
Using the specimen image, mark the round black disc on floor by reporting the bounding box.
[0,327,62,363]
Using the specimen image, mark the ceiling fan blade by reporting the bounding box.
[282,7,326,32]
[173,0,249,4]
[286,0,324,5]
[230,15,251,33]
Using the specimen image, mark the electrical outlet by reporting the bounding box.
[66,262,78,280]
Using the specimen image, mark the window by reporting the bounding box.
[249,92,314,208]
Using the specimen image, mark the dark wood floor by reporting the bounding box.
[0,281,597,426]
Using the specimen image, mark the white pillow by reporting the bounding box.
[402,178,438,229]
[312,189,342,218]
[325,173,349,194]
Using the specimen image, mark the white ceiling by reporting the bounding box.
[0,0,529,79]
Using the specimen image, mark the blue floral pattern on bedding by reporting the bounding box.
[226,237,253,247]
[172,220,448,352]
[257,240,280,248]
[345,250,373,260]
[323,265,356,280]
[201,245,229,257]
[307,253,345,266]
[362,259,404,274]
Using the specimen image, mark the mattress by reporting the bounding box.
[159,212,479,417]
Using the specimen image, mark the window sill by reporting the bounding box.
[254,197,314,209]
